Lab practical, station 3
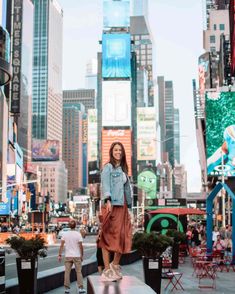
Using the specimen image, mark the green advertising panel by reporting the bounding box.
[137,169,157,199]
[206,91,235,176]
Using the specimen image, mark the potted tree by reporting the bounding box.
[132,231,173,294]
[6,235,47,294]
[166,229,186,269]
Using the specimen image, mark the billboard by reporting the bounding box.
[102,33,131,78]
[103,0,130,28]
[102,129,132,175]
[102,81,131,127]
[137,167,158,201]
[32,140,60,161]
[206,92,235,176]
[137,107,157,160]
[198,52,211,95]
[88,109,98,162]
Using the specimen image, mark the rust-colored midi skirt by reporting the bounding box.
[98,204,132,254]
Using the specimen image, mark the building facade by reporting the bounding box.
[9,0,34,164]
[32,161,67,203]
[32,0,63,147]
[63,89,95,112]
[174,108,180,164]
[62,103,84,193]
[130,15,154,106]
[165,81,175,167]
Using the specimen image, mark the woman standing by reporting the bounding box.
[98,142,133,282]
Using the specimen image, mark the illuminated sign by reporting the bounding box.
[11,0,23,113]
[88,109,98,162]
[103,0,130,28]
[32,140,60,161]
[206,92,235,176]
[102,33,131,78]
[102,129,132,175]
[102,80,131,127]
[137,107,157,160]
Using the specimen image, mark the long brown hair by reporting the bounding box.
[109,142,128,174]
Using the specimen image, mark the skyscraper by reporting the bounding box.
[174,108,180,164]
[32,0,63,145]
[62,103,84,193]
[165,81,175,167]
[130,15,154,106]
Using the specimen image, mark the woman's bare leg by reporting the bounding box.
[113,252,122,265]
[102,248,110,269]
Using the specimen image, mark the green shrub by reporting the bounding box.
[132,231,173,258]
[6,235,47,259]
[166,229,186,243]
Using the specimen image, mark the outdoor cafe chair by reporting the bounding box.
[162,269,184,292]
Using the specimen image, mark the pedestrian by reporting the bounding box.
[58,220,85,294]
[98,141,133,282]
[191,226,200,247]
[213,234,225,259]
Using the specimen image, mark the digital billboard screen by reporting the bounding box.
[206,92,235,176]
[137,107,157,160]
[88,109,98,162]
[102,129,132,176]
[198,52,211,95]
[102,81,131,127]
[102,33,131,78]
[32,140,60,161]
[137,166,158,201]
[103,0,130,28]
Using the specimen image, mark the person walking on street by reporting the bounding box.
[98,142,133,282]
[58,220,85,294]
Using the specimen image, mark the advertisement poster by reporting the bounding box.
[32,140,59,161]
[103,0,130,28]
[102,33,131,78]
[88,109,98,162]
[102,81,131,127]
[137,107,157,160]
[102,129,132,175]
[206,92,235,176]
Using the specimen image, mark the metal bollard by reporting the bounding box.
[0,248,5,294]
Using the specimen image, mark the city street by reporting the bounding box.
[5,235,97,280]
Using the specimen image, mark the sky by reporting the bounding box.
[59,0,204,192]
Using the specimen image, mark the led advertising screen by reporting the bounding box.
[102,129,132,176]
[137,166,158,201]
[137,107,157,160]
[198,52,211,95]
[102,81,131,127]
[32,140,60,161]
[206,91,235,176]
[102,33,131,78]
[88,109,98,162]
[103,0,130,28]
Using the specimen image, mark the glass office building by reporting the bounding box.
[32,0,63,148]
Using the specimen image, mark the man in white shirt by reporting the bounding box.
[58,220,85,294]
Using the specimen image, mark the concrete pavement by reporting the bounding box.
[45,257,235,294]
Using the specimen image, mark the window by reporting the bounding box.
[213,24,216,30]
[219,24,225,30]
[210,46,216,52]
[210,35,216,43]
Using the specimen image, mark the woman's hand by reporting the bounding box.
[106,200,112,213]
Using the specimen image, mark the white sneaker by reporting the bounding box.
[110,262,123,279]
[101,268,119,282]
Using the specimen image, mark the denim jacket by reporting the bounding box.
[101,163,132,208]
